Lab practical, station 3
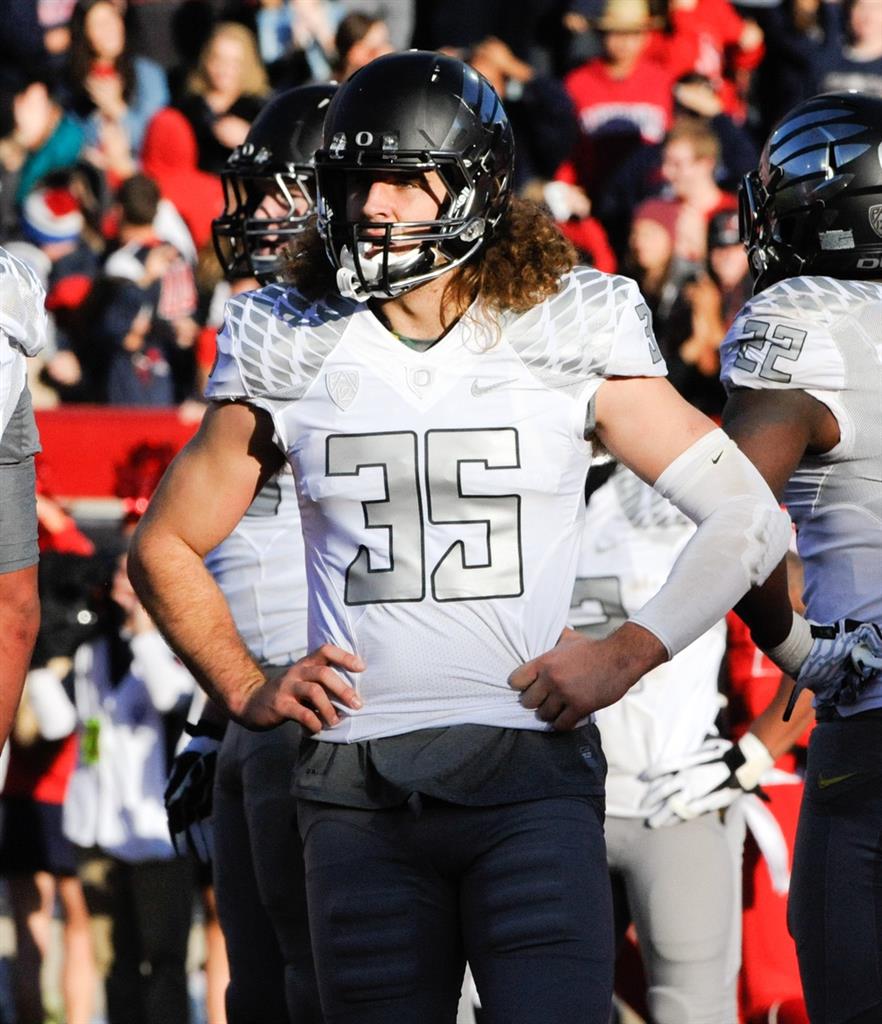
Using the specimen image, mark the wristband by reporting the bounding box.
[763,611,813,678]
[184,718,227,742]
[733,731,774,791]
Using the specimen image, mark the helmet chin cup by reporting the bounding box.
[336,242,435,301]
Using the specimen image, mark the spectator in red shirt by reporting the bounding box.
[557,0,691,202]
[663,0,764,121]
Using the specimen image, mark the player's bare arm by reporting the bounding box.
[128,401,364,731]
[723,387,838,654]
[511,376,791,729]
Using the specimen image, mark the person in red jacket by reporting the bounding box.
[557,0,694,203]
[141,107,224,252]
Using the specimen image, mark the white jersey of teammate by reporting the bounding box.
[204,465,308,666]
[207,266,665,742]
[721,276,882,715]
[570,465,727,817]
[0,246,48,435]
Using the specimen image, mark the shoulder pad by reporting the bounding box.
[502,267,665,394]
[719,276,866,392]
[0,247,48,357]
[206,285,356,401]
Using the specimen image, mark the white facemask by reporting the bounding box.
[335,242,434,301]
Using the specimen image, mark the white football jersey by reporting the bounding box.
[207,266,665,741]
[204,466,308,666]
[721,276,882,714]
[0,246,48,437]
[571,465,727,817]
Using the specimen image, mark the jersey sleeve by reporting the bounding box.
[504,267,667,394]
[720,281,846,394]
[602,274,667,378]
[204,292,254,401]
[205,284,335,403]
[0,248,48,357]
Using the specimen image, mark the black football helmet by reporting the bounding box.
[212,83,336,283]
[740,91,882,292]
[313,50,515,300]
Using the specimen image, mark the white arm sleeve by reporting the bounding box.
[629,428,792,658]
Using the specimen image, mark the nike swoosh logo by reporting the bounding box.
[818,772,859,789]
[711,450,724,464]
[471,378,518,397]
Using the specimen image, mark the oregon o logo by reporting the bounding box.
[355,131,374,147]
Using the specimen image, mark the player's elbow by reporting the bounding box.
[127,519,174,605]
[733,496,791,588]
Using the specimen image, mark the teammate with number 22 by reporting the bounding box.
[721,91,882,1024]
[130,52,795,1022]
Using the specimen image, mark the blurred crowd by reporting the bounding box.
[1,1,881,1022]
[1,0,880,420]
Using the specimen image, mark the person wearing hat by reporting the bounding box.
[706,208,750,326]
[555,0,696,203]
[664,208,750,418]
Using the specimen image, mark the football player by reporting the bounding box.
[165,82,335,1024]
[720,91,882,1024]
[0,247,49,746]
[212,83,335,286]
[130,52,811,1021]
[572,465,814,1024]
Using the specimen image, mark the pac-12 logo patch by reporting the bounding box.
[869,204,882,240]
[326,370,359,410]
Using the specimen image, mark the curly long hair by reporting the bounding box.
[284,197,577,327]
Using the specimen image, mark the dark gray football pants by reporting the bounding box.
[213,720,321,1024]
[297,794,614,1024]
[789,711,882,1024]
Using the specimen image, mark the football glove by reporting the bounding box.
[164,735,220,867]
[783,620,882,720]
[640,732,773,829]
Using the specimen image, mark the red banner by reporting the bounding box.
[35,406,200,498]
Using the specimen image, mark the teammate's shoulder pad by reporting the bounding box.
[0,246,48,357]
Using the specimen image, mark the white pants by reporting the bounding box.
[605,811,744,1024]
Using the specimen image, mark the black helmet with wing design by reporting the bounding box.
[740,91,882,292]
[212,83,336,283]
[313,50,515,300]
